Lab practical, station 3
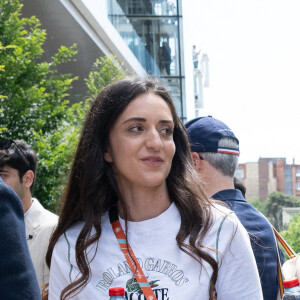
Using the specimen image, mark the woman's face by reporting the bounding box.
[104,93,176,190]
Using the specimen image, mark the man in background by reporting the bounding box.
[161,41,172,75]
[0,139,58,290]
[185,116,279,300]
[0,176,41,299]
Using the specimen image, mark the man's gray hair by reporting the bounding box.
[200,137,239,177]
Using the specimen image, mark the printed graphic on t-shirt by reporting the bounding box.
[126,277,160,293]
[95,257,189,299]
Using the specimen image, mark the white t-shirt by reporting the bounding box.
[49,203,263,300]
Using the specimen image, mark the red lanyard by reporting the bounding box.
[109,207,157,300]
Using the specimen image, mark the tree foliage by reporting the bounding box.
[0,42,16,133]
[0,0,126,212]
[264,192,300,230]
[0,0,81,211]
[0,0,78,143]
[281,214,300,253]
[34,55,125,211]
[85,54,127,99]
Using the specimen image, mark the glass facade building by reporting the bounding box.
[107,0,186,121]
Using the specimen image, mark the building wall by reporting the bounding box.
[258,158,269,201]
[284,165,293,195]
[267,162,277,195]
[22,0,146,103]
[22,0,104,101]
[22,0,187,119]
[295,166,300,197]
[275,159,285,193]
[107,0,186,120]
[243,163,259,201]
[238,157,300,201]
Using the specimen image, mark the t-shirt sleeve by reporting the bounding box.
[48,233,73,300]
[215,213,263,300]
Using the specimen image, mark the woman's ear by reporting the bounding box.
[104,148,113,163]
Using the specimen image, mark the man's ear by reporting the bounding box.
[191,152,202,172]
[23,170,34,189]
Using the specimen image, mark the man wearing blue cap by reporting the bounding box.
[185,116,280,300]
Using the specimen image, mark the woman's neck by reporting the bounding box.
[117,183,172,222]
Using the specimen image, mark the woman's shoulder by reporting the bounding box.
[212,203,252,247]
[53,221,85,254]
[54,213,111,251]
[211,203,236,223]
[208,203,246,240]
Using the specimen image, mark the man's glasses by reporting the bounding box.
[0,139,30,166]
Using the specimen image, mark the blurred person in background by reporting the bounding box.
[0,139,58,291]
[185,115,280,300]
[0,176,41,299]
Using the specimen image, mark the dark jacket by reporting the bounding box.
[212,189,279,300]
[0,178,41,300]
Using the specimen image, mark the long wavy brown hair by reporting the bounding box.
[45,77,218,299]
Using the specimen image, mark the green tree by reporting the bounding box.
[281,214,300,253]
[0,0,81,211]
[265,192,300,230]
[35,55,126,211]
[32,102,85,211]
[34,53,126,211]
[85,54,127,100]
[0,0,126,212]
[0,109,6,134]
[0,42,17,133]
[0,0,78,143]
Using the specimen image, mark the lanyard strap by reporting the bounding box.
[273,227,296,259]
[109,207,157,300]
[272,226,297,298]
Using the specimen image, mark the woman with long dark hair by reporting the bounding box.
[47,77,262,300]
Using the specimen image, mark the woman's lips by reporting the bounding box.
[140,156,164,166]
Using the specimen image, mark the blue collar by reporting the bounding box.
[212,189,246,202]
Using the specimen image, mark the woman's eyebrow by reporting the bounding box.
[122,117,146,124]
[159,120,174,125]
[122,118,174,125]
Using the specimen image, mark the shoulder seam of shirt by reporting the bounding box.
[216,211,234,263]
[64,232,74,282]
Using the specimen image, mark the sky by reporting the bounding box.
[182,0,300,164]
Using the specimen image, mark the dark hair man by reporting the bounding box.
[0,177,41,299]
[0,140,58,291]
[185,116,279,300]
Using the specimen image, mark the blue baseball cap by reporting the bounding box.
[185,116,240,155]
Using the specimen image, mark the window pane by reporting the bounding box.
[159,77,182,118]
[112,0,178,16]
[108,1,180,76]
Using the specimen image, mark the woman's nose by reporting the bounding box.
[145,129,163,151]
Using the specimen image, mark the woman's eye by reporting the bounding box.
[129,125,143,132]
[160,127,174,136]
